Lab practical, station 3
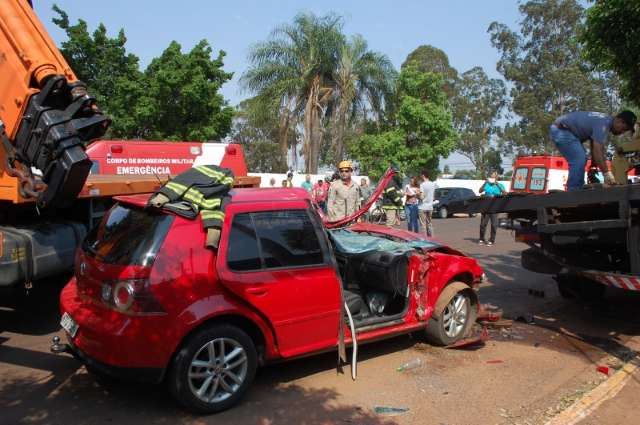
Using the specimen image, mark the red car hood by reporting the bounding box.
[347,222,467,257]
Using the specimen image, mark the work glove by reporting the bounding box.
[604,171,616,185]
[148,193,170,208]
[206,228,221,249]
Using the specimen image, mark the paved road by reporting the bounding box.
[1,215,639,425]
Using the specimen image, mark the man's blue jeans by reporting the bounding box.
[550,125,586,191]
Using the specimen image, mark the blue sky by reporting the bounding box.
[35,0,524,170]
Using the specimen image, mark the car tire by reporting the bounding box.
[168,324,257,414]
[438,207,448,219]
[425,289,473,346]
[469,213,477,218]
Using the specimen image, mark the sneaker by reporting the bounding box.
[478,240,485,245]
[487,241,494,246]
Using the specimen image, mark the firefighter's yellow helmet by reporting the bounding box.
[338,160,353,171]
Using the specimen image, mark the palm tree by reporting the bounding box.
[241,13,344,173]
[331,35,396,161]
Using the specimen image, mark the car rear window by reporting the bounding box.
[435,189,450,199]
[529,167,547,191]
[513,167,529,190]
[83,204,174,266]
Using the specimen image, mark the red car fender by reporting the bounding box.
[172,293,279,360]
[425,252,481,315]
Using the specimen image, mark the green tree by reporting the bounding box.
[242,13,344,173]
[351,67,456,179]
[443,164,451,175]
[52,5,143,137]
[401,45,458,97]
[232,97,289,172]
[52,7,233,141]
[136,41,233,141]
[582,1,640,106]
[489,0,611,153]
[331,35,396,162]
[452,66,506,178]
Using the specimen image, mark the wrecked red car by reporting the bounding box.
[54,178,484,413]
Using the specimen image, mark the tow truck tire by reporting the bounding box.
[168,324,257,414]
[555,275,605,302]
[425,286,473,346]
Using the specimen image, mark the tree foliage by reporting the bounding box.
[52,5,142,137]
[52,7,233,141]
[452,66,506,178]
[489,0,612,154]
[242,13,395,172]
[401,45,457,97]
[351,67,456,179]
[137,41,234,141]
[582,1,640,106]
[231,98,289,172]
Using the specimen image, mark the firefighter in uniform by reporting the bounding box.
[327,160,361,221]
[382,173,404,226]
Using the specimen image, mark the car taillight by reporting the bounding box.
[101,279,165,315]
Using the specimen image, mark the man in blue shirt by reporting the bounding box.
[479,172,506,246]
[550,111,636,190]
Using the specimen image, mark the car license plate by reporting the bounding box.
[60,312,79,338]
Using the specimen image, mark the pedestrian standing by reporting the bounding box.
[285,171,294,188]
[359,177,374,222]
[382,174,404,226]
[418,170,437,237]
[301,174,313,192]
[549,110,636,190]
[312,178,328,213]
[479,172,506,246]
[327,161,361,221]
[404,176,421,233]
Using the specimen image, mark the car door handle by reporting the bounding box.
[245,287,270,296]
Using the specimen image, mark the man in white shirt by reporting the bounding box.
[418,170,437,237]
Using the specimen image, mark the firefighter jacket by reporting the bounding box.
[149,165,234,231]
[382,178,403,210]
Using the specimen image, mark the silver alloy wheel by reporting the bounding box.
[442,293,468,338]
[187,337,248,404]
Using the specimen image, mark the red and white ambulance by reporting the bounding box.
[510,154,635,193]
[85,140,249,177]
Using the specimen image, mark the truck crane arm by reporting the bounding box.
[0,0,110,208]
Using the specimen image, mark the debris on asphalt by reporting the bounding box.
[477,304,503,322]
[374,406,410,416]
[527,288,545,298]
[446,326,489,349]
[483,319,513,328]
[396,358,423,372]
[596,366,609,375]
[486,359,504,364]
[605,356,624,370]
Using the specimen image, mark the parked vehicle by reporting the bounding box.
[54,187,483,413]
[434,187,477,218]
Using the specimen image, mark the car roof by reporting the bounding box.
[114,187,311,209]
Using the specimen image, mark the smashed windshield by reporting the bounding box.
[329,229,438,255]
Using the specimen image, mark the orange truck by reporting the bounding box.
[0,0,257,291]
